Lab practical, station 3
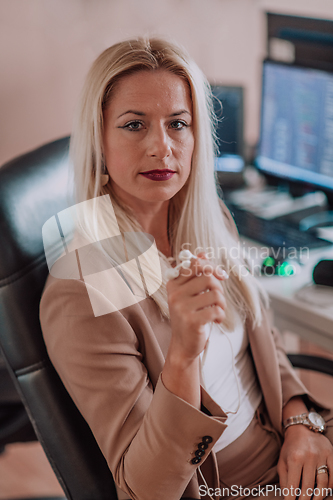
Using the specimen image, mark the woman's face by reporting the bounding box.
[103,69,194,210]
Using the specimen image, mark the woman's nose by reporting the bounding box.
[146,126,172,159]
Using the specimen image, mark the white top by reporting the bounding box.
[199,314,262,452]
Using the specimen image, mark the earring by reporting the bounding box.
[101,174,109,186]
[100,164,109,186]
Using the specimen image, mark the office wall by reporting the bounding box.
[1,0,333,165]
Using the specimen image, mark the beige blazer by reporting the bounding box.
[40,269,323,500]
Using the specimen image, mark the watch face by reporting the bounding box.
[308,412,325,428]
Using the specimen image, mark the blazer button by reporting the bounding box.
[195,449,205,458]
[202,435,213,444]
[198,441,209,450]
[191,456,201,464]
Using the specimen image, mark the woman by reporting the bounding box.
[40,37,333,500]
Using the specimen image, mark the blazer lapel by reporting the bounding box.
[247,312,283,434]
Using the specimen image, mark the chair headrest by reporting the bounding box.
[0,137,72,370]
[0,137,71,282]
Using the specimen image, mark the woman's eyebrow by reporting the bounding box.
[117,110,145,118]
[169,110,191,117]
[117,109,191,119]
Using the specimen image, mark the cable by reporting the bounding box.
[197,465,215,500]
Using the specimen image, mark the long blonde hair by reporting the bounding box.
[70,37,268,329]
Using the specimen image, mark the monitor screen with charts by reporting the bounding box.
[256,60,333,193]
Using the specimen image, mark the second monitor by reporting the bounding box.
[210,84,245,174]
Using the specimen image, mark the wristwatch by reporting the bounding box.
[283,411,326,433]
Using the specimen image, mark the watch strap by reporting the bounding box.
[283,412,326,433]
[283,413,308,430]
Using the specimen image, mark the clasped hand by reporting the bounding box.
[278,424,333,500]
[166,252,228,363]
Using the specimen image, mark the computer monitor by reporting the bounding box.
[210,85,245,173]
[255,60,333,200]
[266,12,333,72]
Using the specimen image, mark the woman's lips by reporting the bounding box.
[139,170,176,181]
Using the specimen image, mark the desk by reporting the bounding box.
[243,239,333,351]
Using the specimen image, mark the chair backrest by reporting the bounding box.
[0,137,118,500]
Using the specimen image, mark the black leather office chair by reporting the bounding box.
[0,354,36,452]
[0,137,332,500]
[288,354,333,376]
[0,137,118,500]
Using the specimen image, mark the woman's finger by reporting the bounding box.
[169,284,226,323]
[284,462,303,500]
[327,455,333,489]
[191,288,226,313]
[298,463,316,500]
[196,251,209,259]
[277,460,288,491]
[192,303,226,326]
[314,463,329,500]
[176,272,226,298]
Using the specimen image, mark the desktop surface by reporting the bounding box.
[240,233,333,350]
[226,201,331,252]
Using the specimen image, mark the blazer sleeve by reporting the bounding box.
[40,277,228,500]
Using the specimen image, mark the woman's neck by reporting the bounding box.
[132,201,172,258]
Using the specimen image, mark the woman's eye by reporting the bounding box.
[170,120,188,130]
[123,121,144,131]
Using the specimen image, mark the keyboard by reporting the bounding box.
[226,203,332,251]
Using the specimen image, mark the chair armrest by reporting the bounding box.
[287,354,333,377]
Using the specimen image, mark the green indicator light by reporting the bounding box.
[263,256,275,267]
[277,262,294,276]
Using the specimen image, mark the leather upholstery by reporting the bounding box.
[0,357,36,447]
[0,137,118,500]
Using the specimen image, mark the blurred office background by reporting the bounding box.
[1,0,333,498]
[1,0,333,166]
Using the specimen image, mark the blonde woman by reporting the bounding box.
[40,38,333,500]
